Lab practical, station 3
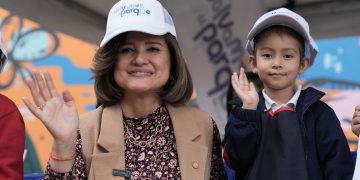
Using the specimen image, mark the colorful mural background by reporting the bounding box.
[0,8,97,173]
[0,8,359,173]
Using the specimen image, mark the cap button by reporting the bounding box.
[192,161,199,169]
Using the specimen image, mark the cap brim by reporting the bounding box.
[100,25,173,47]
[248,14,310,46]
[246,14,318,65]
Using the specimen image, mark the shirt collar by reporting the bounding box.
[262,84,302,110]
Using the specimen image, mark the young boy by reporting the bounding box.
[0,32,25,179]
[223,8,354,180]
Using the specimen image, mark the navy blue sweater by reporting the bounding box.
[224,87,354,180]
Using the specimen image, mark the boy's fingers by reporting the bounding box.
[232,73,240,89]
[355,105,360,111]
[250,82,256,92]
[239,68,246,87]
[243,71,249,87]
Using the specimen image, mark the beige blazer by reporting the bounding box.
[79,103,214,180]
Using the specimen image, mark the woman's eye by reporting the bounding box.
[148,47,160,52]
[120,47,134,54]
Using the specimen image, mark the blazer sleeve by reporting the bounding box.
[315,102,354,180]
[223,106,262,179]
[0,100,25,180]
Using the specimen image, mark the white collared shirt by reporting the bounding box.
[262,85,302,111]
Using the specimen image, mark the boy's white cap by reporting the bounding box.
[245,8,318,66]
[0,31,7,73]
[100,0,177,47]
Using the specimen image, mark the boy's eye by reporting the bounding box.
[262,54,272,58]
[284,54,294,59]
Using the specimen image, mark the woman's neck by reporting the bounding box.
[120,94,163,118]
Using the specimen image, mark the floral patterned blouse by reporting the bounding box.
[43,105,227,179]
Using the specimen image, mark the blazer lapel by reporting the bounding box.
[91,104,127,180]
[167,104,210,180]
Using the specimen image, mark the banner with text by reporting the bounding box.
[166,0,263,139]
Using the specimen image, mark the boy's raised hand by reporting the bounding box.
[232,67,259,110]
[22,72,79,150]
[351,105,360,136]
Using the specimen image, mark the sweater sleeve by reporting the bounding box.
[223,107,262,179]
[43,132,87,180]
[0,103,25,180]
[315,102,354,180]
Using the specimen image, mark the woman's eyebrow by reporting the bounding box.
[145,41,164,46]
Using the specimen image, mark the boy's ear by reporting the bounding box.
[249,55,257,73]
[299,57,310,74]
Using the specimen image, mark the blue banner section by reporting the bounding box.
[302,36,360,89]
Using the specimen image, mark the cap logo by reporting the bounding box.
[114,3,151,17]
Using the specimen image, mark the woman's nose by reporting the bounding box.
[133,52,148,65]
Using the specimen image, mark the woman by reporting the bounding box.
[22,0,226,179]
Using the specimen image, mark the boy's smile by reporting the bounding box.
[268,72,286,78]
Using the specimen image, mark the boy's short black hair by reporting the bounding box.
[253,25,306,59]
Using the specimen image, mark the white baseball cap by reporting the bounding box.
[245,8,318,66]
[100,0,177,47]
[0,31,7,72]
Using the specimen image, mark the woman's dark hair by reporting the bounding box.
[91,33,193,108]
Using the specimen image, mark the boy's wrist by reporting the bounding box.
[242,104,257,110]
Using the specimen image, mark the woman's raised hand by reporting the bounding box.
[231,67,259,110]
[22,72,79,146]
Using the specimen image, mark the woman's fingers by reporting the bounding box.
[22,97,43,120]
[44,71,60,98]
[25,75,46,107]
[34,72,52,101]
[62,90,75,107]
